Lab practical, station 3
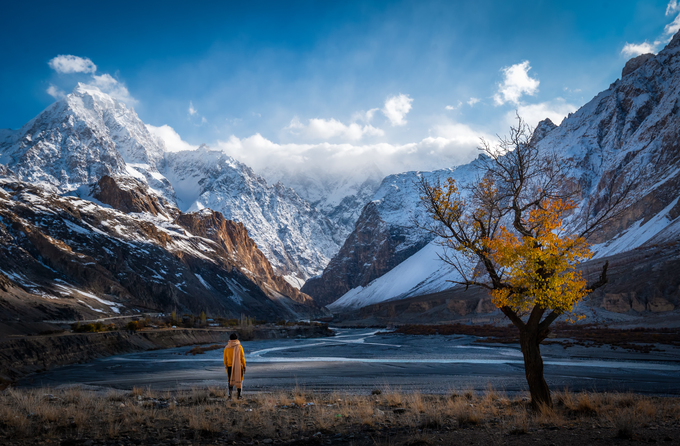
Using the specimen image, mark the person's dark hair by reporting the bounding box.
[230,333,238,340]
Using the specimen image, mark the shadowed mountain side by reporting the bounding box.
[332,243,680,326]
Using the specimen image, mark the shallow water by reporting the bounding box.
[21,328,680,395]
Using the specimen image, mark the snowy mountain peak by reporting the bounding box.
[0,84,170,199]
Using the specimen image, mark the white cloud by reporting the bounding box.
[146,124,199,152]
[621,42,658,57]
[467,97,480,106]
[664,13,680,35]
[493,61,539,106]
[351,108,380,123]
[286,116,384,141]
[445,101,463,111]
[48,55,97,74]
[218,121,489,178]
[667,1,680,16]
[506,99,578,129]
[46,54,136,105]
[80,73,137,105]
[188,101,198,116]
[382,94,413,126]
[46,84,66,99]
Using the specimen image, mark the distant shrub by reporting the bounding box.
[126,321,139,331]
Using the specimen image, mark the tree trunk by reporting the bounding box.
[519,328,552,409]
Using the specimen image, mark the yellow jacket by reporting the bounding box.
[223,344,246,369]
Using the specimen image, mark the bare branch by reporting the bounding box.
[585,260,609,293]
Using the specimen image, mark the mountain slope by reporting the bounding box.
[324,33,680,312]
[301,157,485,305]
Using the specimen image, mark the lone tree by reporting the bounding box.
[418,117,629,408]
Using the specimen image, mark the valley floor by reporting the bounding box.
[21,328,680,396]
[0,387,678,446]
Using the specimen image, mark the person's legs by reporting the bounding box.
[227,367,233,399]
[237,368,244,399]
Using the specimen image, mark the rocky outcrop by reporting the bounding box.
[333,285,499,326]
[622,53,654,77]
[529,118,557,146]
[0,273,12,292]
[587,243,680,315]
[301,201,433,306]
[174,210,318,308]
[92,175,177,217]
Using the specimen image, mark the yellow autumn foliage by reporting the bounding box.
[487,198,592,314]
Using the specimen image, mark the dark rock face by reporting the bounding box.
[0,177,324,325]
[301,202,432,306]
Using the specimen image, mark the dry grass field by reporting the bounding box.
[1,386,679,445]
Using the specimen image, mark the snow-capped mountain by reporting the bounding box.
[0,84,173,201]
[323,33,680,312]
[162,148,344,286]
[263,164,384,239]
[0,84,344,286]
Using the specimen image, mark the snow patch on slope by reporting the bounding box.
[328,239,473,310]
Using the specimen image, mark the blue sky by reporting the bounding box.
[1,0,678,176]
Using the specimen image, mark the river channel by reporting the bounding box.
[20,328,680,395]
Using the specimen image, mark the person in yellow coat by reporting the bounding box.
[223,333,246,399]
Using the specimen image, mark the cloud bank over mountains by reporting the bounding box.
[41,52,579,179]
